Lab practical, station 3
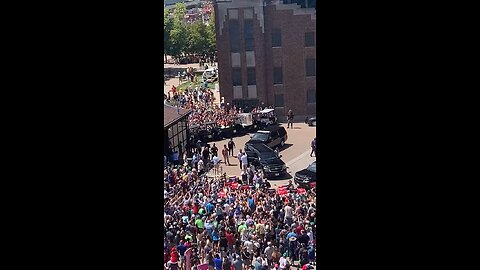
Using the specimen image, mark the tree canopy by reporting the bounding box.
[164,3,216,59]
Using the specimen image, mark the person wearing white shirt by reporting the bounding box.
[241,153,248,171]
[237,150,243,170]
[279,255,287,269]
[212,155,220,175]
[198,159,204,173]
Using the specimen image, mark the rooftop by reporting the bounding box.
[164,104,192,129]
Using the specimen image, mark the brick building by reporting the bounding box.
[214,0,316,120]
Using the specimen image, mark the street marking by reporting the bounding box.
[286,149,312,167]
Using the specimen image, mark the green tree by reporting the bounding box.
[164,9,172,63]
[168,3,187,60]
[206,11,216,55]
[186,20,208,56]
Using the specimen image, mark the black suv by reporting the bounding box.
[294,161,316,188]
[245,143,287,179]
[245,126,288,149]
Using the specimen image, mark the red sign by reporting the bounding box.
[297,188,306,194]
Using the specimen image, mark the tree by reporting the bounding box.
[206,11,216,56]
[164,9,173,63]
[168,3,187,59]
[186,20,208,56]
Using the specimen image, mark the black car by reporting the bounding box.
[245,126,288,150]
[305,116,316,126]
[294,161,317,188]
[245,143,287,179]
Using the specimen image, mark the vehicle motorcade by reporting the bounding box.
[245,126,288,150]
[294,161,316,188]
[305,116,316,126]
[244,143,287,179]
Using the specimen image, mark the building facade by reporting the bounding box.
[164,104,192,161]
[214,0,316,119]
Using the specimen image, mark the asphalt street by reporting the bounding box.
[206,122,317,189]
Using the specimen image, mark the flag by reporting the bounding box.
[185,248,192,270]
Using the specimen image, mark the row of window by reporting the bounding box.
[229,19,315,52]
[272,30,315,48]
[274,58,316,84]
[229,19,255,53]
[232,58,315,86]
[274,90,316,107]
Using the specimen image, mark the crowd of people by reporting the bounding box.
[163,158,317,270]
[165,86,240,129]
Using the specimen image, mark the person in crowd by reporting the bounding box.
[286,109,294,129]
[211,143,218,159]
[162,156,316,270]
[241,152,248,172]
[222,145,230,166]
[228,138,235,157]
[310,138,316,157]
[237,150,243,170]
[212,154,220,175]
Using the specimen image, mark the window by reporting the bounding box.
[274,94,284,107]
[305,58,315,77]
[307,89,316,103]
[247,68,256,85]
[273,67,283,84]
[229,20,240,53]
[244,19,254,51]
[232,68,242,86]
[305,32,315,47]
[272,29,281,47]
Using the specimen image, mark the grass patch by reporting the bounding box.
[177,75,217,93]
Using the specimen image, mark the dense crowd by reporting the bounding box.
[165,86,240,129]
[163,159,317,270]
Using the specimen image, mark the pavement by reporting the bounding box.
[205,122,317,189]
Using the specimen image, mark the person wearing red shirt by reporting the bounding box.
[296,224,304,236]
[169,247,179,270]
[225,228,236,251]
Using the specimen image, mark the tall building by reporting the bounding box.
[214,0,316,119]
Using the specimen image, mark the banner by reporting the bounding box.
[185,248,192,270]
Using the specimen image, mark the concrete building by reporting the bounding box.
[213,0,316,120]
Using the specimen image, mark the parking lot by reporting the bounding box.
[206,122,317,189]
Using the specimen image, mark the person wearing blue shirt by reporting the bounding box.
[248,196,255,211]
[176,241,187,269]
[213,254,222,270]
[205,202,214,214]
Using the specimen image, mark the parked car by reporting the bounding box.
[245,126,288,150]
[305,116,316,126]
[244,143,287,179]
[294,161,316,188]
